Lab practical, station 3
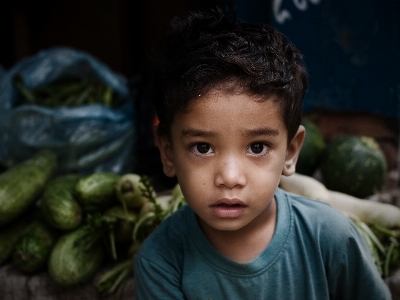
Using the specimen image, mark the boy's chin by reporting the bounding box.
[198,216,249,233]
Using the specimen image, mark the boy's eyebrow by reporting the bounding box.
[244,127,280,136]
[181,127,279,138]
[181,128,218,138]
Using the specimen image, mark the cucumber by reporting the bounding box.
[48,226,105,287]
[320,135,387,198]
[0,150,57,227]
[75,172,120,211]
[41,174,83,231]
[12,219,58,273]
[0,215,32,265]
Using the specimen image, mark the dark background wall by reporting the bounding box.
[0,0,220,77]
[1,0,398,120]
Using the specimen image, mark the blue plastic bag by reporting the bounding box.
[0,47,136,174]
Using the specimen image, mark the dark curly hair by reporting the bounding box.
[153,8,307,143]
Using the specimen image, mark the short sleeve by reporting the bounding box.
[328,218,391,300]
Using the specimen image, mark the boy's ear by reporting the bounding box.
[282,125,305,176]
[154,130,176,178]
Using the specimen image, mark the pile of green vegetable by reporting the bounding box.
[13,75,123,108]
[297,119,388,198]
[0,151,185,297]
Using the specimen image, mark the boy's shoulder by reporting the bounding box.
[277,187,358,242]
[134,204,192,264]
[278,187,349,223]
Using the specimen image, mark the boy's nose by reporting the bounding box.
[214,156,246,189]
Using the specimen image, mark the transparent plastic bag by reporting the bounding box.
[0,47,136,174]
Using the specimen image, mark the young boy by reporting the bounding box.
[134,8,391,299]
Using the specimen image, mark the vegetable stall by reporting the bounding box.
[0,152,185,299]
[0,49,399,299]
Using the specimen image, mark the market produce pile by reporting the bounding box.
[297,118,388,198]
[0,150,186,298]
[0,118,399,298]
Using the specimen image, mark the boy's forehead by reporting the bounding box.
[182,88,283,118]
[171,89,286,133]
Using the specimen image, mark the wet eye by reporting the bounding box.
[250,143,263,154]
[192,143,213,155]
[248,143,268,156]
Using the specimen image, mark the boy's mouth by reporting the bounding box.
[212,198,246,207]
[213,203,244,207]
[210,199,247,218]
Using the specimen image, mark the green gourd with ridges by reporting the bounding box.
[74,172,120,212]
[41,174,83,231]
[0,150,57,227]
[12,219,58,273]
[0,215,32,265]
[48,226,105,287]
[320,135,387,198]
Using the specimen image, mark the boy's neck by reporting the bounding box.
[197,197,277,264]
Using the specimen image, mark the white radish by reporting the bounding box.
[280,173,400,229]
[279,173,331,203]
[327,190,400,229]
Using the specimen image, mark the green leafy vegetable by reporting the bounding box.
[13,75,124,108]
[95,176,186,298]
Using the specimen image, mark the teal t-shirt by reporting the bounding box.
[134,188,391,299]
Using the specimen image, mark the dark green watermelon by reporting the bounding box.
[320,135,387,198]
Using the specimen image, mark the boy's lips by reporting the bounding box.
[212,198,246,206]
[210,198,247,218]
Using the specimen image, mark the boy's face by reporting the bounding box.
[157,89,304,233]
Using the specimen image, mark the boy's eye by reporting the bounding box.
[248,142,268,155]
[192,143,212,155]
